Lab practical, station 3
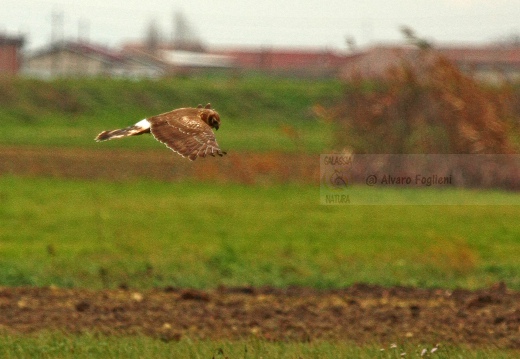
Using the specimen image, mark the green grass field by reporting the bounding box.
[1,175,519,290]
[0,77,340,153]
[1,77,519,358]
[0,333,516,359]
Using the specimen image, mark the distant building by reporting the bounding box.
[122,42,348,78]
[0,33,25,76]
[23,40,520,83]
[22,41,166,79]
[23,41,124,78]
[210,47,349,77]
[439,46,520,83]
[121,43,233,75]
[339,45,418,80]
[340,44,520,84]
[161,49,233,73]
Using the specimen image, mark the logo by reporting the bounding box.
[320,154,352,205]
[322,169,348,190]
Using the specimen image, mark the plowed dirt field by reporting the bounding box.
[1,284,518,348]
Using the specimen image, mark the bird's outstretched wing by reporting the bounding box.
[149,111,226,161]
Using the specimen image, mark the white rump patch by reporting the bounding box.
[134,118,151,130]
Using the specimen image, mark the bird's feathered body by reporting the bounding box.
[95,104,226,161]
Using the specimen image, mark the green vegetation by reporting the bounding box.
[1,175,519,290]
[0,333,516,359]
[0,77,341,153]
[1,76,519,357]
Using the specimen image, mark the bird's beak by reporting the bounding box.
[215,124,219,130]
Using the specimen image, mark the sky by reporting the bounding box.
[1,0,520,52]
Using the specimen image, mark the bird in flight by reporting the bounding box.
[95,103,226,161]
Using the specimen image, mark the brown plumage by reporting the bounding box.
[95,103,226,161]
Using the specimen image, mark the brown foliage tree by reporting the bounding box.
[331,50,517,154]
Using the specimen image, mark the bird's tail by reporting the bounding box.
[95,119,150,142]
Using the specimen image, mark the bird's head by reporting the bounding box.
[198,104,221,130]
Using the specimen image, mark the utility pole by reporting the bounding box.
[51,10,64,77]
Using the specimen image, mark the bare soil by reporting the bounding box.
[0,284,519,348]
[0,146,318,184]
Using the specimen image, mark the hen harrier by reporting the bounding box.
[95,103,226,161]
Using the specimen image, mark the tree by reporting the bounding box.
[400,25,432,50]
[145,20,162,55]
[171,11,204,52]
